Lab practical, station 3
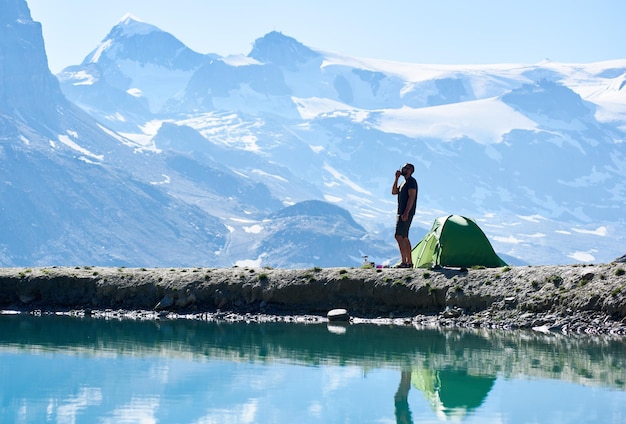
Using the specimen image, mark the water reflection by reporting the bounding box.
[0,313,625,423]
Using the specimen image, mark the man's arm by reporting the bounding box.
[392,171,401,195]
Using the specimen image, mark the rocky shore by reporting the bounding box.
[1,260,626,335]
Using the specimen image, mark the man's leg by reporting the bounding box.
[395,234,412,266]
[400,236,412,265]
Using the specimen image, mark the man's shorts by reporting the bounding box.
[395,214,413,238]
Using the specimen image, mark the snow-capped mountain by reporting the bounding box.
[1,1,387,268]
[57,13,626,266]
[6,2,626,267]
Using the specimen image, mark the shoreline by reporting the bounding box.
[1,262,625,335]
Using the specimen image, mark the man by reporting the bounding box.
[392,163,418,268]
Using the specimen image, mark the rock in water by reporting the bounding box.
[327,308,349,322]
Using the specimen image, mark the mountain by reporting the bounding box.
[58,19,626,266]
[7,3,626,267]
[0,2,238,267]
[1,2,391,268]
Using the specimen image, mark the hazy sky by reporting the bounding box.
[27,0,626,74]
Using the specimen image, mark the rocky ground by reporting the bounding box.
[1,259,626,335]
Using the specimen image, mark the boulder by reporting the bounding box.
[327,308,349,322]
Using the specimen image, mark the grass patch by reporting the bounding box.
[615,268,625,277]
[422,272,431,279]
[258,273,268,281]
[546,274,563,287]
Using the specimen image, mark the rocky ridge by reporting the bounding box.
[1,261,626,335]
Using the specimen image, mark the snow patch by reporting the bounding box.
[324,195,342,203]
[150,174,170,185]
[572,226,607,236]
[522,233,546,238]
[243,225,263,234]
[568,251,596,262]
[126,88,143,97]
[221,55,262,67]
[323,163,372,195]
[517,214,546,223]
[371,98,538,144]
[293,97,356,120]
[251,169,288,182]
[493,235,523,244]
[104,113,127,122]
[68,70,96,86]
[58,134,104,161]
[117,13,158,36]
[89,39,112,63]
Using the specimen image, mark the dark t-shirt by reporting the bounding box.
[397,176,418,216]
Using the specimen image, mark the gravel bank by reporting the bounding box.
[1,262,626,335]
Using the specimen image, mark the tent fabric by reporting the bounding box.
[411,215,507,269]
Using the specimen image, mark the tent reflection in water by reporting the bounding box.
[412,368,496,419]
[411,215,507,269]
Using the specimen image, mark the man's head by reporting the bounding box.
[401,163,414,177]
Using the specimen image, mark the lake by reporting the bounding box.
[1,312,625,423]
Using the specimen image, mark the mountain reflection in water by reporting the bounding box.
[0,313,625,423]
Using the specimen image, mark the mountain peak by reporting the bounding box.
[111,13,160,38]
[0,0,62,122]
[248,31,320,69]
[81,15,207,70]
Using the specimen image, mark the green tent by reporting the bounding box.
[411,215,507,269]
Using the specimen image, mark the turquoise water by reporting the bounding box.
[1,313,625,423]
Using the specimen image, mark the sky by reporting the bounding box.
[27,0,626,74]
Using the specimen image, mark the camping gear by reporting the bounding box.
[411,215,507,269]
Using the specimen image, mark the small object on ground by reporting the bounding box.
[327,308,350,322]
